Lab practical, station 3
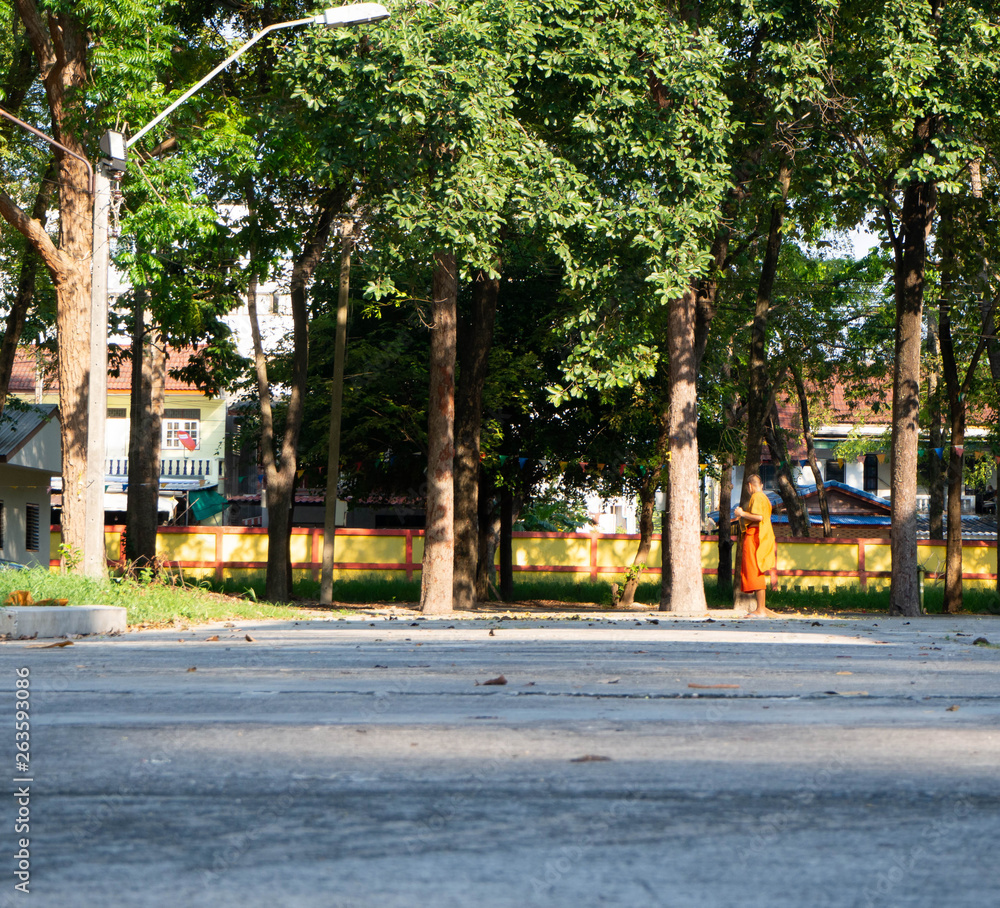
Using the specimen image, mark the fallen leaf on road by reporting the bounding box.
[481,675,507,686]
[688,683,739,689]
[27,640,73,649]
[571,755,612,763]
[946,705,960,711]
[206,635,219,642]
[187,667,197,672]
[833,690,869,697]
[245,634,256,642]
[973,637,991,646]
[488,629,495,636]
[836,671,853,675]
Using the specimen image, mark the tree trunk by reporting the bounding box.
[499,482,513,602]
[662,287,707,615]
[619,468,658,608]
[889,117,937,617]
[764,401,809,537]
[124,298,167,569]
[53,168,93,572]
[717,454,734,592]
[926,305,945,539]
[937,204,990,614]
[967,161,1000,596]
[969,160,1000,382]
[659,461,671,609]
[791,364,832,536]
[475,470,499,600]
[320,218,355,605]
[420,251,458,614]
[0,4,95,571]
[737,159,790,608]
[249,189,339,601]
[453,270,499,609]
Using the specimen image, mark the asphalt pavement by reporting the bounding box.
[3,609,1000,908]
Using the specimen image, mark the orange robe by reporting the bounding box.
[740,491,776,592]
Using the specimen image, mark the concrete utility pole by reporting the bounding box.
[82,134,126,578]
[83,165,111,577]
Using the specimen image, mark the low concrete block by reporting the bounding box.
[0,605,127,639]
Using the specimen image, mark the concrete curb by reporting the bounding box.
[0,605,127,639]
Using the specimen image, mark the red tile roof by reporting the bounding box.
[10,345,206,394]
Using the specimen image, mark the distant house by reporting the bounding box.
[708,377,997,524]
[0,404,60,566]
[10,346,229,526]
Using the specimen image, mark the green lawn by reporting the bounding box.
[0,568,313,627]
[3,568,997,628]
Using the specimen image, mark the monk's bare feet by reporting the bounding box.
[744,606,780,618]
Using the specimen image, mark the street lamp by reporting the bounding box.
[125,4,390,151]
[83,4,389,576]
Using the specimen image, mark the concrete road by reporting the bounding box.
[3,611,1000,908]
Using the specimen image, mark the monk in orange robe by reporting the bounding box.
[735,473,777,617]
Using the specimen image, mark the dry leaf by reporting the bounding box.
[946,705,960,712]
[571,755,612,763]
[481,675,507,686]
[688,683,739,689]
[245,634,256,642]
[187,667,197,672]
[488,629,495,636]
[836,671,853,675]
[206,635,220,642]
[27,639,73,649]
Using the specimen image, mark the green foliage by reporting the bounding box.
[515,489,593,533]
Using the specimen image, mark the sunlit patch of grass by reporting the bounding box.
[0,567,309,627]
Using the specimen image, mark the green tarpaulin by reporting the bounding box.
[189,488,229,521]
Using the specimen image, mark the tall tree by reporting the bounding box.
[1,0,175,569]
[831,0,1000,615]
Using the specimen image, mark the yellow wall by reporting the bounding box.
[49,528,997,589]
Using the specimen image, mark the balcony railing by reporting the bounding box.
[106,458,216,480]
[915,494,975,514]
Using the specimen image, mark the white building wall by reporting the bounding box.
[0,466,52,568]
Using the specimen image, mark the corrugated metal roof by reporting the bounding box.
[798,480,892,511]
[771,514,890,526]
[918,516,998,541]
[0,404,58,460]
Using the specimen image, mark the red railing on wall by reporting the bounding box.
[54,527,998,587]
